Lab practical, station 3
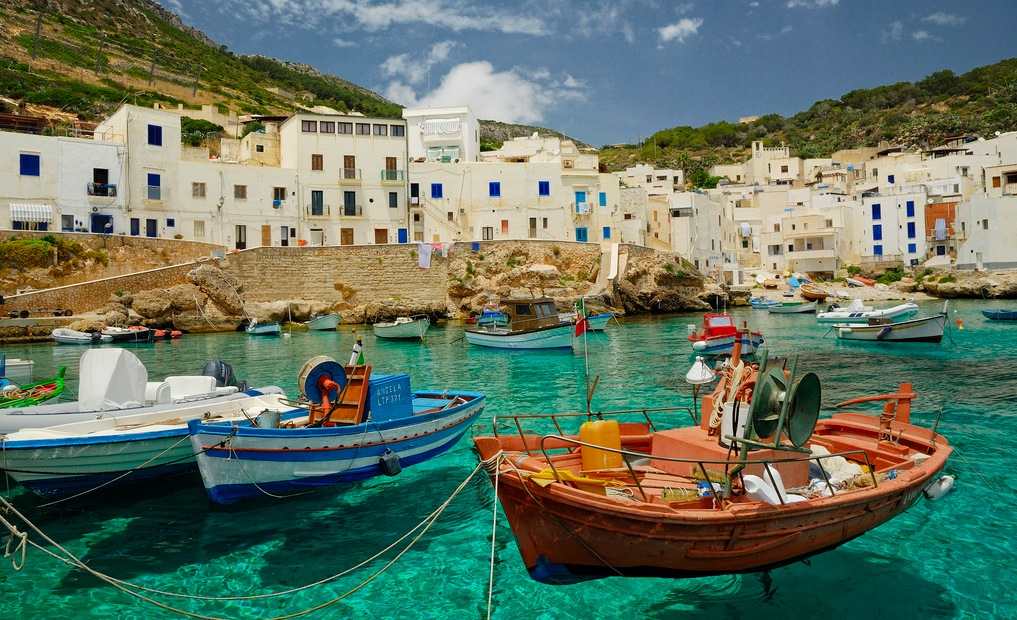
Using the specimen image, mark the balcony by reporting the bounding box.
[786,248,836,260]
[341,204,364,217]
[340,168,362,185]
[305,205,330,218]
[87,182,117,198]
[575,202,592,215]
[381,169,405,183]
[145,185,165,202]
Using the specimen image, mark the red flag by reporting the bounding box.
[574,316,588,337]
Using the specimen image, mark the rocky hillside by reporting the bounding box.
[479,120,590,151]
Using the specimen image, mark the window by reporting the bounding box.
[431,183,443,199]
[538,180,550,196]
[542,217,548,229]
[256,144,265,153]
[146,173,161,200]
[311,190,324,216]
[993,176,1001,188]
[373,124,388,136]
[575,227,588,242]
[780,165,788,174]
[482,226,494,240]
[273,187,286,201]
[872,224,882,241]
[489,181,501,197]
[500,219,509,234]
[599,192,607,207]
[908,243,917,254]
[166,218,175,227]
[192,182,206,198]
[193,220,205,238]
[983,219,989,231]
[906,200,915,217]
[234,185,247,199]
[873,244,883,256]
[887,174,895,184]
[356,123,370,135]
[602,226,611,240]
[147,124,162,146]
[311,154,323,171]
[301,120,317,133]
[338,122,353,134]
[575,190,587,205]
[319,121,335,133]
[871,203,881,220]
[773,223,780,232]
[825,219,833,228]
[742,239,749,249]
[907,222,916,239]
[343,191,357,216]
[19,153,40,176]
[388,192,398,209]
[623,213,632,220]
[447,211,454,222]
[390,125,405,137]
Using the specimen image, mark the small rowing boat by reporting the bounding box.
[982,309,1017,321]
[246,320,282,336]
[817,300,918,323]
[102,326,155,343]
[749,297,778,309]
[51,328,112,345]
[835,304,949,343]
[799,283,829,302]
[767,301,817,314]
[305,313,341,331]
[373,316,430,340]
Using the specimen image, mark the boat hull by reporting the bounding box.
[587,313,612,331]
[690,334,763,356]
[247,322,281,336]
[835,314,947,342]
[767,302,817,314]
[373,318,430,339]
[189,394,485,504]
[817,303,918,323]
[306,314,341,330]
[983,309,1017,321]
[465,324,574,349]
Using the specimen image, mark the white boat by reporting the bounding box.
[246,320,282,336]
[52,328,112,344]
[834,310,948,343]
[373,316,430,340]
[767,301,817,314]
[305,313,341,331]
[0,350,270,434]
[0,350,285,497]
[466,298,574,350]
[0,355,33,384]
[816,301,918,324]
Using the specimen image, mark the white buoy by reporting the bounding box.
[923,475,955,500]
[685,356,716,385]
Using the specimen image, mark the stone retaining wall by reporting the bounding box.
[0,229,223,262]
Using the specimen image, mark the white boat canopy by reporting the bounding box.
[77,349,148,411]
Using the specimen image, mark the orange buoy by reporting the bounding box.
[955,318,964,330]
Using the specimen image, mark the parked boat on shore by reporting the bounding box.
[373,316,430,340]
[305,313,341,331]
[246,320,282,336]
[473,348,953,583]
[465,298,575,350]
[816,300,918,323]
[188,355,485,504]
[688,313,763,355]
[835,304,949,343]
[799,283,829,302]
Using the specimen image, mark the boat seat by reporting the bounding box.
[145,381,172,404]
[164,376,218,399]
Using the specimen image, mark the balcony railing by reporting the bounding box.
[306,205,330,217]
[145,185,164,201]
[341,204,364,217]
[340,168,362,182]
[87,182,117,197]
[575,202,591,215]
[381,169,405,182]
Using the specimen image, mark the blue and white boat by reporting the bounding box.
[466,298,575,350]
[983,309,1017,321]
[188,356,485,504]
[246,320,282,336]
[750,297,779,309]
[586,312,614,331]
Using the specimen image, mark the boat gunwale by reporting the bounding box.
[464,321,574,338]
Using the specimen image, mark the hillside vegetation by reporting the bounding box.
[600,59,1017,175]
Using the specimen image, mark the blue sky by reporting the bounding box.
[160,0,1017,145]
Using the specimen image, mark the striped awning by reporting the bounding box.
[9,203,53,223]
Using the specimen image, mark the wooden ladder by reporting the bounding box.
[325,365,372,426]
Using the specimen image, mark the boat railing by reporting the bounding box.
[492,406,697,444]
[532,434,878,507]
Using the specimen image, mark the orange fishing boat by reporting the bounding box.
[474,344,953,583]
[799,283,829,302]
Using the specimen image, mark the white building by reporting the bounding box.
[857,187,927,267]
[403,106,480,163]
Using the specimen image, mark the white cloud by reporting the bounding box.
[384,61,585,123]
[381,40,459,85]
[657,17,703,45]
[912,29,938,42]
[786,0,839,7]
[332,38,356,48]
[882,20,904,43]
[922,12,966,26]
[759,24,793,40]
[749,1,759,6]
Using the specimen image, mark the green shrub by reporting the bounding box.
[876,266,905,285]
[845,264,862,276]
[938,274,956,284]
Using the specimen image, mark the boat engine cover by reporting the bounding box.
[201,360,246,390]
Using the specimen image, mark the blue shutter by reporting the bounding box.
[489,181,500,197]
[907,243,917,254]
[430,183,443,199]
[872,224,882,241]
[874,244,883,256]
[575,227,588,242]
[887,174,894,184]
[602,226,611,240]
[599,191,607,207]
[871,203,881,220]
[397,228,408,244]
[907,222,916,239]
[147,173,160,187]
[538,180,550,196]
[147,124,162,146]
[906,200,915,217]
[19,153,40,176]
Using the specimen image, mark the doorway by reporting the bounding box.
[374,228,388,244]
[261,225,271,247]
[340,228,354,245]
[235,224,247,250]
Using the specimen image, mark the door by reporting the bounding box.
[310,228,324,246]
[575,227,588,242]
[343,191,357,216]
[235,224,246,250]
[280,226,289,247]
[61,214,74,232]
[92,168,109,196]
[130,218,140,236]
[528,217,537,238]
[397,228,408,244]
[343,155,356,179]
[384,157,397,181]
[145,218,157,238]
[261,224,271,247]
[976,252,984,271]
[374,228,388,244]
[340,228,354,245]
[90,213,113,234]
[311,190,324,216]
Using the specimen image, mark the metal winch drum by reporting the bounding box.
[297,355,347,403]
[748,365,822,448]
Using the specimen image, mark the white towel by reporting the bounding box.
[418,242,432,269]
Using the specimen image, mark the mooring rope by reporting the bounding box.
[486,453,502,620]
[0,456,497,618]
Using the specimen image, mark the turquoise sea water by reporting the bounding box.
[1,299,1015,619]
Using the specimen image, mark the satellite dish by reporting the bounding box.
[748,363,822,448]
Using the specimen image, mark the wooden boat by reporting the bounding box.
[0,367,66,409]
[305,313,341,331]
[52,328,112,345]
[816,301,918,324]
[188,356,485,504]
[799,283,829,302]
[0,354,34,384]
[0,350,284,497]
[373,316,430,340]
[688,313,763,355]
[982,309,1017,321]
[465,298,574,350]
[749,297,778,309]
[835,309,948,343]
[473,348,953,583]
[246,320,282,336]
[762,278,780,289]
[767,301,817,314]
[102,326,155,343]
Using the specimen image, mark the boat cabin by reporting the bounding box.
[500,298,563,331]
[697,313,738,339]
